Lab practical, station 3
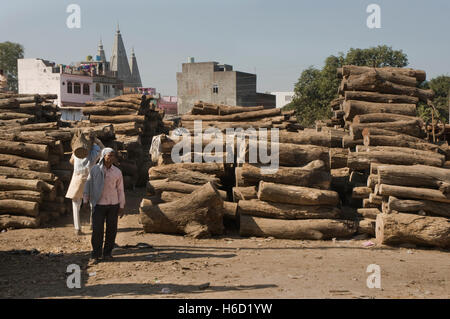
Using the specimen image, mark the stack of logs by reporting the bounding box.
[79,94,166,189]
[326,65,450,248]
[0,94,73,229]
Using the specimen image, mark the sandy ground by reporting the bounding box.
[0,189,449,299]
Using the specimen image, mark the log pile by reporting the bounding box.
[0,94,71,230]
[78,94,166,189]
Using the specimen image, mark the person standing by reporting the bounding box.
[83,148,125,264]
[66,135,104,235]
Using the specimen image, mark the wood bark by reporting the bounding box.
[0,190,42,203]
[0,166,56,182]
[238,199,341,219]
[352,187,372,199]
[181,108,281,122]
[241,161,330,189]
[356,146,445,163]
[139,182,224,238]
[257,181,340,206]
[0,200,39,217]
[386,196,450,218]
[353,113,418,124]
[363,134,439,152]
[0,178,44,192]
[265,143,330,168]
[342,135,363,149]
[223,201,237,219]
[344,100,417,121]
[357,208,380,220]
[0,140,49,161]
[344,91,419,104]
[379,184,450,204]
[149,163,225,178]
[149,166,220,186]
[0,215,40,230]
[377,164,450,190]
[329,148,348,169]
[342,66,426,83]
[350,120,424,140]
[232,186,257,202]
[363,198,380,209]
[376,213,450,248]
[0,154,50,172]
[347,151,443,171]
[89,115,145,124]
[239,215,357,240]
[357,218,376,236]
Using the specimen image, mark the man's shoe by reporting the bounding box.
[88,258,100,266]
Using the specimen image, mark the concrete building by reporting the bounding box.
[271,91,295,108]
[177,60,275,114]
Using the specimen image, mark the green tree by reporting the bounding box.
[289,45,408,127]
[417,76,450,124]
[0,42,24,92]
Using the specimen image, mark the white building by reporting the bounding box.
[270,91,295,108]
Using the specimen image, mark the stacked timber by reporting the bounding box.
[371,164,450,249]
[80,94,165,189]
[0,94,72,230]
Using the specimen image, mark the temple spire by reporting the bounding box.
[129,47,142,88]
[110,24,132,85]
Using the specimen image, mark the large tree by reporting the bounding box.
[417,76,450,124]
[0,42,24,92]
[287,45,409,127]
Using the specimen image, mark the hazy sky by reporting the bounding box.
[1,0,449,95]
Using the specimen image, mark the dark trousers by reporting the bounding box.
[91,204,119,259]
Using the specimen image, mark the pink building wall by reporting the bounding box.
[158,96,178,115]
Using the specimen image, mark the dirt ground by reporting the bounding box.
[0,189,449,299]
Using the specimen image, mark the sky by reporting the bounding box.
[1,0,449,96]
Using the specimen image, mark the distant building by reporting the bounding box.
[271,91,295,108]
[159,96,178,115]
[177,59,275,114]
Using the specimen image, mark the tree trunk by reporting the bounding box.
[110,122,143,135]
[350,120,424,140]
[379,184,450,204]
[0,199,39,217]
[356,146,445,163]
[344,91,419,104]
[364,134,439,152]
[232,186,257,202]
[0,215,40,230]
[89,115,145,124]
[266,143,330,168]
[241,161,330,189]
[149,163,225,178]
[238,199,341,219]
[329,148,348,169]
[223,201,237,219]
[342,135,363,148]
[353,187,372,199]
[0,166,56,182]
[342,65,426,83]
[83,106,137,116]
[0,154,50,172]
[239,215,357,240]
[257,181,340,206]
[347,151,443,171]
[181,108,281,122]
[149,166,220,186]
[344,100,417,121]
[376,213,450,248]
[386,196,450,218]
[377,164,450,189]
[0,190,42,203]
[139,182,224,238]
[0,140,49,161]
[353,113,418,124]
[0,178,44,192]
[357,208,380,219]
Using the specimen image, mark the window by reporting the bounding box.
[103,84,110,96]
[74,82,81,94]
[83,83,90,95]
[67,82,73,94]
[212,84,219,94]
[96,83,101,93]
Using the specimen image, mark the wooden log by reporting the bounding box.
[0,98,19,109]
[257,181,340,206]
[369,193,383,205]
[357,218,376,236]
[0,200,39,217]
[343,71,433,101]
[356,145,445,163]
[89,115,145,124]
[275,131,342,148]
[181,108,281,122]
[347,151,443,171]
[353,187,372,199]
[349,171,367,185]
[0,140,49,161]
[0,166,56,182]
[329,148,348,169]
[379,184,450,204]
[350,120,424,140]
[14,122,59,132]
[149,166,220,186]
[264,143,330,168]
[181,120,273,132]
[342,135,363,149]
[0,215,40,230]
[0,132,55,146]
[238,199,341,220]
[149,162,225,178]
[0,190,42,203]
[342,66,420,86]
[82,106,137,115]
[140,182,224,238]
[110,122,143,135]
[353,113,418,124]
[363,198,380,209]
[357,208,380,220]
[0,112,35,120]
[344,91,419,104]
[0,178,44,192]
[367,175,378,189]
[377,164,450,190]
[232,186,257,202]
[0,154,50,172]
[147,179,200,195]
[364,134,439,152]
[386,196,450,218]
[376,213,450,248]
[241,160,330,189]
[223,201,238,220]
[239,215,357,240]
[343,100,417,121]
